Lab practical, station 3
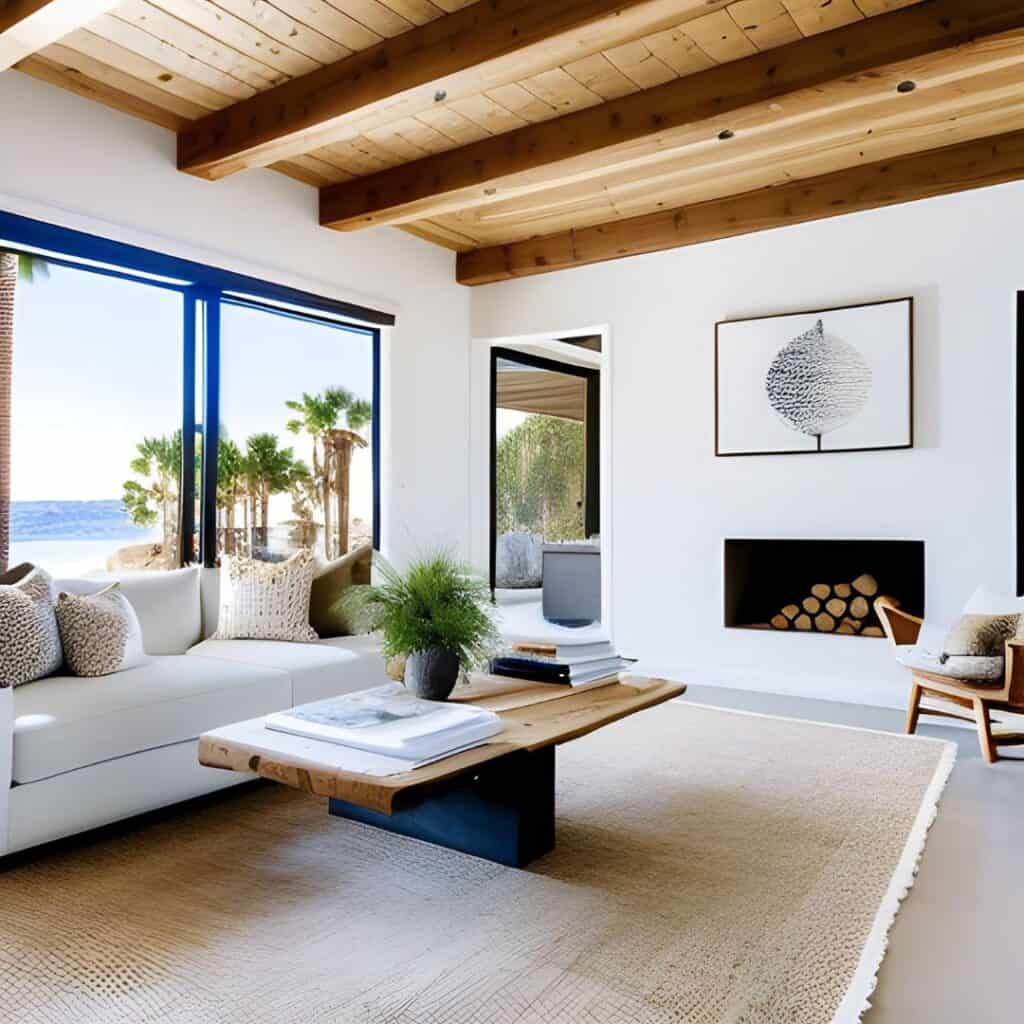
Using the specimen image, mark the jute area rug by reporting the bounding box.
[0,702,954,1024]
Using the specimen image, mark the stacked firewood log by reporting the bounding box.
[770,574,884,636]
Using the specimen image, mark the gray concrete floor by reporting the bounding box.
[683,684,1024,1024]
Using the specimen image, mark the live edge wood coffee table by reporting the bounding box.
[199,674,684,867]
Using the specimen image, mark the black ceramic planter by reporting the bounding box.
[405,646,461,701]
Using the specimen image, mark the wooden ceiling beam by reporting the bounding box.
[177,0,727,181]
[455,127,1024,284]
[321,0,1024,231]
[0,0,117,71]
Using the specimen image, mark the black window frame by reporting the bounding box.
[489,346,600,592]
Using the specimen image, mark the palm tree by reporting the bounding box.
[286,388,372,558]
[285,390,342,558]
[325,395,372,556]
[0,252,48,573]
[216,437,244,554]
[243,432,301,549]
[122,432,182,567]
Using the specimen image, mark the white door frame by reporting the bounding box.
[469,324,613,639]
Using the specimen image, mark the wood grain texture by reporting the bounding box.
[198,675,685,814]
[176,0,731,179]
[0,0,117,71]
[435,56,1024,246]
[455,127,1024,283]
[319,0,1024,230]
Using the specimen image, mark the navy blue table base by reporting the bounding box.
[328,746,556,867]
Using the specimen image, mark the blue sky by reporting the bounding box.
[12,263,374,521]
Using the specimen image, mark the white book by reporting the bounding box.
[265,684,503,762]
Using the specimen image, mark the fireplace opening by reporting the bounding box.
[724,539,925,638]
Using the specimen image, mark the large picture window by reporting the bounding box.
[219,300,376,562]
[1,211,386,577]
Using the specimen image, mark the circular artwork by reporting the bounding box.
[765,319,872,437]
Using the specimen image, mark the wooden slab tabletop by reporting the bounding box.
[198,674,685,815]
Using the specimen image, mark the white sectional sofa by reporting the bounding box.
[0,566,389,857]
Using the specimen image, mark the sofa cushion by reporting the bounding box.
[12,654,290,784]
[895,644,1005,684]
[189,634,390,705]
[55,568,201,655]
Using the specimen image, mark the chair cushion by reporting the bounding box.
[12,654,290,784]
[188,635,390,705]
[895,644,1005,683]
[55,568,201,656]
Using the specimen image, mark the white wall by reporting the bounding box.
[0,72,472,566]
[471,183,1024,708]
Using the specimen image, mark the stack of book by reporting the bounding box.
[265,684,503,769]
[491,641,633,691]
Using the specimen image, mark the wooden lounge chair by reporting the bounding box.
[875,595,1024,764]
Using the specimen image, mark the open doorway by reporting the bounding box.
[471,328,610,641]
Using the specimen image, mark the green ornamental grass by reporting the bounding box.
[347,552,499,669]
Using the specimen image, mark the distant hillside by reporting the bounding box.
[12,500,155,541]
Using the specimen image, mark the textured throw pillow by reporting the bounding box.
[214,550,318,642]
[942,613,1020,660]
[56,583,146,677]
[309,544,373,638]
[56,567,201,655]
[0,563,63,688]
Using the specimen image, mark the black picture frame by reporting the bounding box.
[714,297,914,457]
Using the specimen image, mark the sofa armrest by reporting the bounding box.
[874,596,923,647]
[0,685,11,856]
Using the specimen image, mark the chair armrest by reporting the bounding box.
[874,596,923,646]
[1005,639,1024,704]
[0,685,11,856]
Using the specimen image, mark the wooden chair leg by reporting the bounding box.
[973,698,999,764]
[905,682,923,735]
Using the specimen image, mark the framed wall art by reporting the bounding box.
[715,298,913,456]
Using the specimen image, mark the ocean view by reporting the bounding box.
[10,500,159,577]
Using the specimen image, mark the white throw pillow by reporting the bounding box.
[55,567,201,655]
[961,585,1024,616]
[912,585,1024,656]
[213,551,318,643]
[0,564,62,688]
[56,583,146,677]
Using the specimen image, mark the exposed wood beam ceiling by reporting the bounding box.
[320,0,1024,231]
[455,128,1024,283]
[177,0,733,180]
[0,0,117,71]
[5,0,1024,282]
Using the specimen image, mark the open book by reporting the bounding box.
[265,683,503,764]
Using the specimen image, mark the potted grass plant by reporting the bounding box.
[348,551,499,700]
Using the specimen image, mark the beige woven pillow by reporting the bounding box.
[56,583,146,677]
[214,550,318,642]
[942,613,1020,659]
[0,564,62,688]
